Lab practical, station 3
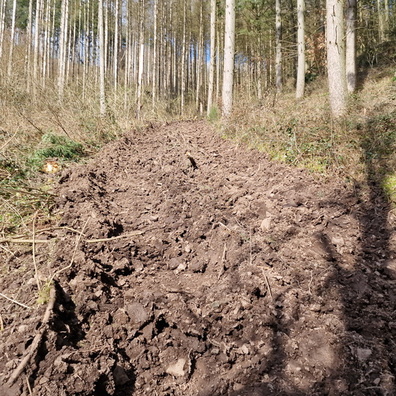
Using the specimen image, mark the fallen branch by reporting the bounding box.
[86,231,144,243]
[0,230,144,245]
[0,238,52,244]
[0,292,31,309]
[7,286,56,386]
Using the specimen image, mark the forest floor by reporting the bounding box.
[1,120,396,395]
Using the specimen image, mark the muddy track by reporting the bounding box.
[1,121,396,395]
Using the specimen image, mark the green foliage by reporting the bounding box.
[208,106,220,122]
[382,174,396,205]
[26,133,85,171]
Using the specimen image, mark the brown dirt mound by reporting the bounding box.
[1,121,396,395]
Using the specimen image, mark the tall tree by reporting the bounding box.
[58,0,69,98]
[207,0,216,116]
[326,0,347,117]
[296,0,305,98]
[346,0,356,93]
[222,0,235,118]
[7,0,17,76]
[275,0,282,92]
[98,0,106,115]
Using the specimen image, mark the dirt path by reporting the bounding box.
[1,121,396,395]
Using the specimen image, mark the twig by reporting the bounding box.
[32,211,41,290]
[218,222,231,232]
[218,243,227,280]
[0,230,144,245]
[261,269,273,300]
[0,292,30,309]
[0,314,4,331]
[26,376,33,395]
[249,227,252,266]
[7,286,56,386]
[86,231,144,243]
[50,219,89,281]
[0,238,51,244]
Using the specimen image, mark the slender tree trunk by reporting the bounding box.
[58,0,69,99]
[222,0,235,118]
[0,0,6,61]
[180,0,186,114]
[136,0,145,118]
[326,0,346,117]
[207,0,216,116]
[98,0,106,115]
[113,0,119,96]
[346,0,356,93]
[152,0,157,106]
[275,0,282,92]
[296,0,305,98]
[25,0,34,90]
[7,0,17,76]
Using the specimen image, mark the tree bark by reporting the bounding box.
[296,0,305,99]
[346,0,356,93]
[98,0,106,115]
[275,0,282,93]
[207,0,216,116]
[222,0,235,118]
[326,0,347,117]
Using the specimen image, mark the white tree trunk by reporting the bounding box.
[7,0,17,76]
[326,0,347,117]
[296,0,305,99]
[58,0,69,98]
[346,0,356,93]
[275,0,282,92]
[207,0,216,116]
[113,0,119,95]
[98,0,106,115]
[136,0,145,119]
[152,0,157,106]
[222,0,235,118]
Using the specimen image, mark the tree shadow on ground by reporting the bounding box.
[210,110,396,395]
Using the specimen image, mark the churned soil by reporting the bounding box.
[1,120,396,396]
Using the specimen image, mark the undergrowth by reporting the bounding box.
[224,67,396,204]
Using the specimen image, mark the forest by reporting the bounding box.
[1,0,396,395]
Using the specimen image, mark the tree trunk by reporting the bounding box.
[326,0,346,117]
[136,0,145,119]
[58,0,69,99]
[207,0,216,116]
[222,0,235,118]
[98,0,106,115]
[275,0,282,92]
[346,0,356,93]
[7,0,17,77]
[296,0,305,99]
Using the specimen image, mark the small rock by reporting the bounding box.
[260,218,272,232]
[125,302,149,325]
[356,348,372,362]
[165,358,187,377]
[168,258,181,270]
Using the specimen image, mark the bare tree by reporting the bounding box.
[275,0,282,92]
[207,0,216,116]
[296,0,305,99]
[326,0,347,117]
[222,0,235,118]
[346,0,356,93]
[98,0,106,115]
[7,0,17,76]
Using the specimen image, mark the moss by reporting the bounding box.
[382,174,396,205]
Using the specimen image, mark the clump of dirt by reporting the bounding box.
[1,121,396,395]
